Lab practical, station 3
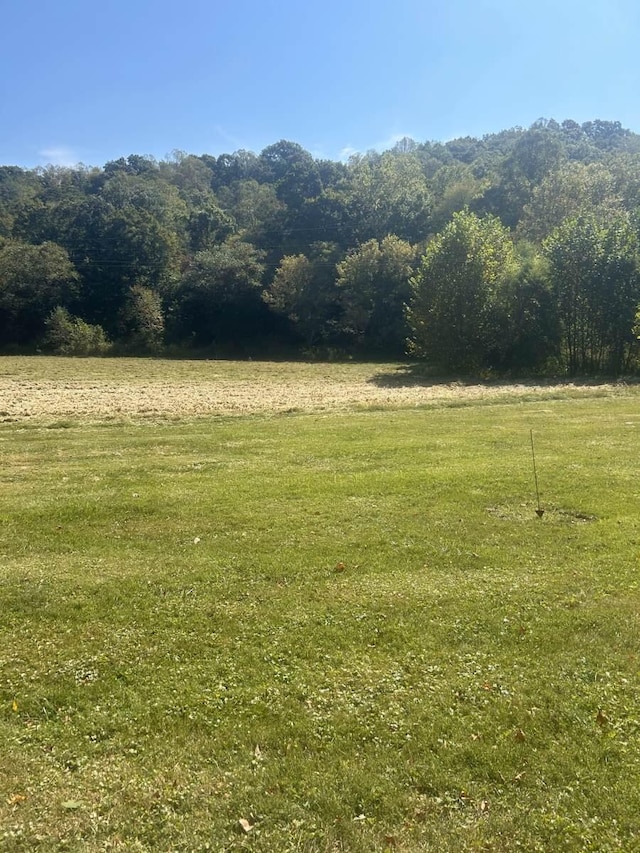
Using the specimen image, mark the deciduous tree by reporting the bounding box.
[408,211,517,371]
[174,238,266,348]
[0,240,79,344]
[543,213,640,373]
[336,235,416,354]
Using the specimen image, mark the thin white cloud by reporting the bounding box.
[338,132,416,161]
[212,125,246,151]
[338,145,359,161]
[373,132,414,151]
[309,144,327,160]
[38,146,80,167]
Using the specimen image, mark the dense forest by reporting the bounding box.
[3,118,640,373]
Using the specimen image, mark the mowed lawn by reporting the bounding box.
[1,359,639,851]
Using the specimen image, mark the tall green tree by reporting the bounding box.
[0,166,41,238]
[519,162,621,242]
[346,152,433,243]
[599,221,640,372]
[336,235,416,354]
[0,240,79,345]
[263,254,318,345]
[173,238,266,348]
[118,284,165,353]
[544,216,603,373]
[258,141,322,210]
[490,244,560,372]
[543,214,640,373]
[263,242,344,348]
[429,164,488,232]
[216,179,285,254]
[408,210,517,371]
[477,127,563,229]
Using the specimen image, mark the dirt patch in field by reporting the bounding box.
[0,359,633,421]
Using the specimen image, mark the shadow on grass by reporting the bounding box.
[367,363,640,389]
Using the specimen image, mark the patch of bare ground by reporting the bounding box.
[0,357,636,421]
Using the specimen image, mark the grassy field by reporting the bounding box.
[1,358,639,851]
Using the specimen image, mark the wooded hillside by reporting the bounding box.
[2,118,640,373]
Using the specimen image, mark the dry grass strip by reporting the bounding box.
[0,357,635,421]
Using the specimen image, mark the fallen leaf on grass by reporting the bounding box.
[334,562,346,572]
[596,709,610,726]
[514,728,526,742]
[12,700,18,712]
[238,818,253,833]
[61,800,83,810]
[7,794,27,806]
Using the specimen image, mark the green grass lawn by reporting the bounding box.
[1,362,639,851]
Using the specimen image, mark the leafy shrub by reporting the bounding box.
[44,306,111,356]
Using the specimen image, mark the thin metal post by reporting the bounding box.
[530,429,544,517]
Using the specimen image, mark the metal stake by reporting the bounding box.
[530,429,544,517]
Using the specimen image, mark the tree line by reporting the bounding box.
[2,118,640,373]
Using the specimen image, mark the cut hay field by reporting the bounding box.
[1,357,639,851]
[0,356,632,421]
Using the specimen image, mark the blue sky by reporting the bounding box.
[1,0,639,168]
